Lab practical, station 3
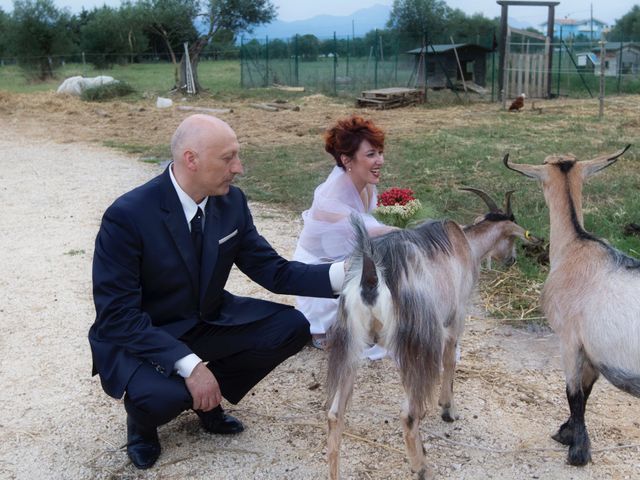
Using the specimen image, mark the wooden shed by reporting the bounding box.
[407,43,493,89]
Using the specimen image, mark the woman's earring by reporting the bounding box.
[348,167,352,172]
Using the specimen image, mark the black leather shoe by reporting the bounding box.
[197,406,244,434]
[126,415,161,469]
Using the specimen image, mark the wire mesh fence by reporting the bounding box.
[239,31,640,100]
[1,33,639,101]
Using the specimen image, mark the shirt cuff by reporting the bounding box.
[329,261,345,294]
[174,353,202,378]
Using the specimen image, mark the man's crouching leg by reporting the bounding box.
[124,364,192,469]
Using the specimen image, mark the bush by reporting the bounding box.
[80,81,135,101]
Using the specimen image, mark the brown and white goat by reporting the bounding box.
[504,145,639,466]
[326,189,536,479]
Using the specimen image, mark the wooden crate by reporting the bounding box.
[356,88,423,110]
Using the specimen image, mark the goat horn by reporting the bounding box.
[460,187,500,213]
[504,190,515,216]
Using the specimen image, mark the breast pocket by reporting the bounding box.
[218,229,238,245]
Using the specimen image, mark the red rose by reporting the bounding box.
[377,187,416,207]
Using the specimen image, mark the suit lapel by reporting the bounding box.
[160,168,200,297]
[200,198,220,302]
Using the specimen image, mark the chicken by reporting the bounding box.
[508,93,526,112]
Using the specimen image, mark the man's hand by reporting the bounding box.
[185,362,221,412]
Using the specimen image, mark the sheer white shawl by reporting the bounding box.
[293,166,383,336]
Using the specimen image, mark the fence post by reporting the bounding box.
[374,29,379,89]
[240,37,244,88]
[346,36,350,77]
[333,31,338,95]
[264,36,269,87]
[617,34,624,94]
[556,25,562,97]
[294,34,299,87]
[395,42,399,83]
[491,50,495,102]
[598,36,605,119]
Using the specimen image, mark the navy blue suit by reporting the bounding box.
[89,167,333,425]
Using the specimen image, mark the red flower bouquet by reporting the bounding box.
[374,187,423,228]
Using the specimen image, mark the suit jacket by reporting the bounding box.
[89,166,334,399]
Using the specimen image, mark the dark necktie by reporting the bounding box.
[191,207,204,264]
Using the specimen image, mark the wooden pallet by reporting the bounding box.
[356,87,423,110]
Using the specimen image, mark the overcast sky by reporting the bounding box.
[0,0,634,26]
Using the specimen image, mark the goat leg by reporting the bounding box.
[438,337,460,422]
[327,370,356,480]
[552,371,597,446]
[553,347,598,465]
[401,400,432,479]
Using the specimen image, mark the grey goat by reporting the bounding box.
[326,188,537,479]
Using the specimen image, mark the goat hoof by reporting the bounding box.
[414,465,434,480]
[552,422,574,446]
[440,407,459,423]
[567,445,591,466]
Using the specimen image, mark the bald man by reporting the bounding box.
[89,115,343,469]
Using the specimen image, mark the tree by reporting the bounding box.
[138,0,198,84]
[80,6,148,68]
[0,8,10,59]
[180,0,276,92]
[10,0,75,79]
[609,5,640,41]
[387,0,452,43]
[267,38,288,59]
[296,34,319,60]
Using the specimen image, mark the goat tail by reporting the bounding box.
[349,214,379,306]
[392,301,444,412]
[598,364,640,397]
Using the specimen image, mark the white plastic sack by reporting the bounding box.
[56,75,117,96]
[156,97,173,108]
[83,76,116,89]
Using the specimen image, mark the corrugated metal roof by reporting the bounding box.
[590,42,640,52]
[407,43,491,54]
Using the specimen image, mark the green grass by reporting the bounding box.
[80,81,135,101]
[103,140,171,164]
[0,60,243,97]
[236,105,640,299]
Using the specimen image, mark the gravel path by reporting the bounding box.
[1,121,638,480]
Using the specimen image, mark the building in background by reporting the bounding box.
[541,18,609,41]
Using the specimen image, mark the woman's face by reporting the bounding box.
[343,139,384,192]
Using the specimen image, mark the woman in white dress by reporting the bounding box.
[293,115,394,358]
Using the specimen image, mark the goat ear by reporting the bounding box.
[581,145,631,180]
[502,153,546,180]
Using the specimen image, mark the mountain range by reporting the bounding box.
[245,4,537,41]
[248,4,392,41]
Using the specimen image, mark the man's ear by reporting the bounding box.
[184,150,198,171]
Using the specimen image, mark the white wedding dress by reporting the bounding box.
[293,166,387,360]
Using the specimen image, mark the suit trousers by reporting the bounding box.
[124,307,311,428]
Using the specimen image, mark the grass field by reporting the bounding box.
[237,106,640,310]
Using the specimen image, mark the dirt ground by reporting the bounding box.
[1,91,639,480]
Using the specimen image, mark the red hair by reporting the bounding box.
[324,115,385,169]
